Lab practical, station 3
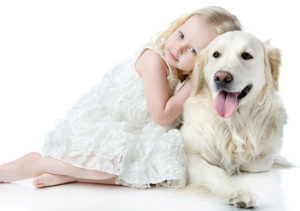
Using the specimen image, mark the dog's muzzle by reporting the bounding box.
[213,71,253,118]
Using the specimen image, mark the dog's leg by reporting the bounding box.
[240,157,274,173]
[188,154,258,208]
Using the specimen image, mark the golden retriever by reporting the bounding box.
[181,31,287,208]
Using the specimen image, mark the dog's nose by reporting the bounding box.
[214,71,233,87]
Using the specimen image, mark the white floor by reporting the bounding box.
[0,167,299,211]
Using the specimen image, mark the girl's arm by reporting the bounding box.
[136,49,193,127]
[162,79,192,126]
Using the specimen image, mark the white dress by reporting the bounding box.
[42,47,187,188]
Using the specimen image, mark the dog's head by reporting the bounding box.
[192,31,281,118]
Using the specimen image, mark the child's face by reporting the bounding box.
[163,15,218,73]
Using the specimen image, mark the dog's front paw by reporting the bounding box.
[228,187,258,208]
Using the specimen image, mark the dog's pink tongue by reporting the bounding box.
[213,91,239,118]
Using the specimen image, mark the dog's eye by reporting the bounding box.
[241,52,253,60]
[213,51,220,58]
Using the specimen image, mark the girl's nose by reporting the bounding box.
[175,44,185,55]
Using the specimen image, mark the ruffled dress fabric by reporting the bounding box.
[42,47,188,188]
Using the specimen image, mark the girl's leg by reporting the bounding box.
[0,152,117,184]
[33,173,118,188]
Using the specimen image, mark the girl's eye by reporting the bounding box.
[190,47,197,55]
[179,31,184,39]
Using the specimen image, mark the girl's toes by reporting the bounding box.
[32,176,44,187]
[32,177,39,186]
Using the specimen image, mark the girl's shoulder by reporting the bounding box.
[135,48,170,77]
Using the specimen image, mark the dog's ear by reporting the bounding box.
[191,48,208,96]
[264,41,281,90]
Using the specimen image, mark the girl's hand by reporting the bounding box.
[176,79,193,97]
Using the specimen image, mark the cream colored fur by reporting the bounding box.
[181,31,287,208]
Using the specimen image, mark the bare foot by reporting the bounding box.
[0,164,4,183]
[33,173,76,188]
[0,152,42,183]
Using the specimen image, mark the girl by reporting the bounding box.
[0,6,241,188]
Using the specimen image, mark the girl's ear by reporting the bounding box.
[264,41,281,90]
[191,48,208,96]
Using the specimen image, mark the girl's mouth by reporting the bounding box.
[168,50,178,62]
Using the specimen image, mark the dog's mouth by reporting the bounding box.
[213,84,252,118]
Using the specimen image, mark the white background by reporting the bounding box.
[0,0,299,166]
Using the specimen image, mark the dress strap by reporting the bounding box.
[136,46,173,77]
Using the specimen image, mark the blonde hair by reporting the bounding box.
[153,6,242,51]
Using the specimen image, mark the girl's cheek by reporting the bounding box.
[192,57,196,66]
[186,57,195,70]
